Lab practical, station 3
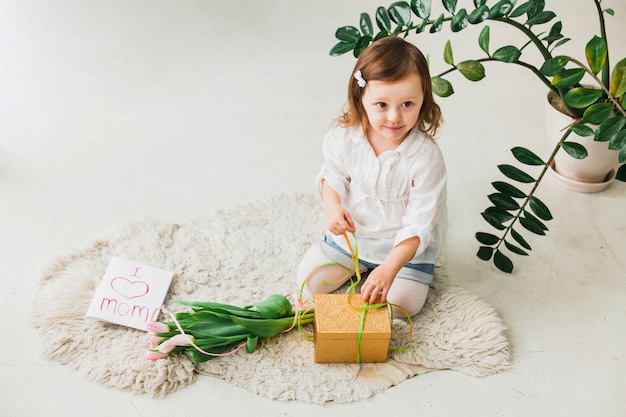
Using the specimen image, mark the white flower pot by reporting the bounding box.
[545,92,619,193]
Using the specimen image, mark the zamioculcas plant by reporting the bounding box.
[330,0,626,273]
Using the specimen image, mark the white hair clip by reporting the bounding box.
[354,70,367,88]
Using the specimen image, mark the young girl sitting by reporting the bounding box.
[296,36,447,317]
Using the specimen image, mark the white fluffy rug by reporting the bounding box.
[31,194,511,403]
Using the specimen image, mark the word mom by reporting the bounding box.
[99,296,160,323]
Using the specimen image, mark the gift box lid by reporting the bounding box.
[314,294,391,340]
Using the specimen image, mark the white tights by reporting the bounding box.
[296,241,429,317]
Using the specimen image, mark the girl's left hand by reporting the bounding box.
[360,266,395,305]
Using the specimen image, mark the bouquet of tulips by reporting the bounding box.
[146,294,314,362]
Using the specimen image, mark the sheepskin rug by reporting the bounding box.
[31,194,511,403]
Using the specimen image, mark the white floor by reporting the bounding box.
[1,0,625,415]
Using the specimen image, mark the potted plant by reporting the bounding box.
[329,0,626,273]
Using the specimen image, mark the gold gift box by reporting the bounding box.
[314,294,391,363]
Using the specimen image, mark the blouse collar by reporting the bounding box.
[350,126,426,157]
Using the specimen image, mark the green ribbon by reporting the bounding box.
[343,232,413,363]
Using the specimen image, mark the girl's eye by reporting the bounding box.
[401,101,413,108]
[376,102,387,109]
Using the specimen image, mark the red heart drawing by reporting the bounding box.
[110,277,150,299]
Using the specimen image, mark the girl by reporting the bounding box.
[297,36,447,317]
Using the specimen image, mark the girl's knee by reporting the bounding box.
[387,280,429,318]
[299,264,353,296]
[390,298,426,318]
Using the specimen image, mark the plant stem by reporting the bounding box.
[493,17,553,62]
[494,128,573,252]
[594,0,610,90]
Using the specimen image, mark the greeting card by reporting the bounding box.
[86,256,173,331]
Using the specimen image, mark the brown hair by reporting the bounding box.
[338,36,442,137]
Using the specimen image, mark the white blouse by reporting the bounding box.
[317,125,447,265]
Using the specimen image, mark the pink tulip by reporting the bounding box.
[146,321,170,334]
[147,334,162,350]
[157,333,195,353]
[145,351,169,362]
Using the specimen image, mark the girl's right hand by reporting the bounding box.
[325,205,356,235]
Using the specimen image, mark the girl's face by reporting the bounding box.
[361,72,424,151]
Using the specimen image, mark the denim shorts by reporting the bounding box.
[321,234,434,285]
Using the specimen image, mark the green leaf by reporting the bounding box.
[175,301,262,318]
[616,164,626,181]
[529,196,553,220]
[411,0,431,18]
[477,246,494,261]
[504,240,529,256]
[481,210,506,230]
[610,57,626,98]
[492,181,526,198]
[376,7,392,32]
[510,1,535,18]
[551,68,585,88]
[478,26,490,55]
[475,232,500,245]
[595,116,626,142]
[360,13,374,37]
[585,35,608,75]
[246,294,292,319]
[482,207,514,230]
[543,21,564,45]
[489,0,515,19]
[512,146,545,165]
[374,30,390,41]
[526,0,545,18]
[524,210,549,231]
[511,228,532,250]
[335,26,361,42]
[431,76,454,97]
[442,0,457,14]
[525,10,556,26]
[492,45,521,63]
[571,123,595,137]
[414,19,429,34]
[498,164,536,183]
[494,250,513,273]
[468,5,490,24]
[519,215,546,235]
[552,37,571,50]
[231,316,295,338]
[608,129,626,151]
[582,102,614,124]
[540,56,569,76]
[488,193,520,210]
[330,41,356,57]
[457,60,486,81]
[389,1,412,25]
[563,87,603,109]
[451,8,469,32]
[354,36,373,58]
[562,141,588,159]
[485,206,515,222]
[246,335,258,353]
[430,13,444,33]
[443,40,454,65]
